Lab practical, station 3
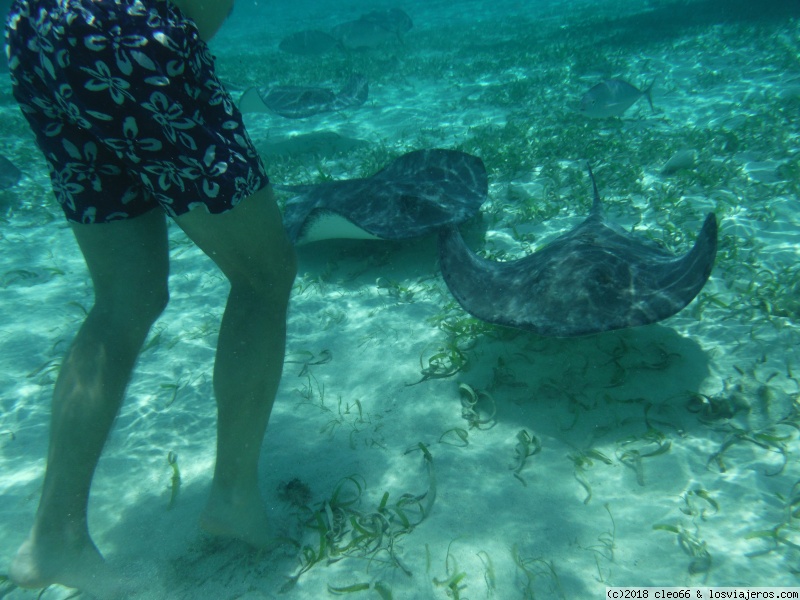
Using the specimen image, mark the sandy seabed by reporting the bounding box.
[1,0,800,598]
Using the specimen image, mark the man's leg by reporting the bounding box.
[174,186,296,548]
[10,208,170,592]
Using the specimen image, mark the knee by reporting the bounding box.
[231,244,297,307]
[95,282,169,331]
[262,251,298,304]
[139,285,170,324]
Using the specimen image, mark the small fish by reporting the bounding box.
[661,149,697,175]
[579,79,655,118]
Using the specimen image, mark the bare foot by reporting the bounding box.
[199,484,278,550]
[9,533,134,599]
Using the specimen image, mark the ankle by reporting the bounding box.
[30,515,92,548]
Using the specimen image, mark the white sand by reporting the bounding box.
[2,0,800,598]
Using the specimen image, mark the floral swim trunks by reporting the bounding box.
[5,0,268,223]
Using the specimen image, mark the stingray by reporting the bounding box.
[331,8,413,49]
[438,167,718,337]
[239,74,368,119]
[275,149,487,245]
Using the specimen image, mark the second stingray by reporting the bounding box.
[275,149,488,245]
[239,74,368,119]
[438,167,718,337]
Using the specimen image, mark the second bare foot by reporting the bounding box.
[199,484,278,550]
[9,532,136,599]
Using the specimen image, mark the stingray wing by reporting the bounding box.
[331,75,369,111]
[279,179,372,243]
[438,213,718,337]
[258,86,337,119]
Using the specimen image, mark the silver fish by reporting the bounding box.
[579,79,655,118]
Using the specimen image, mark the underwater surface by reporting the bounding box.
[1,0,800,597]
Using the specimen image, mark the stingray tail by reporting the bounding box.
[643,78,657,113]
[586,164,603,216]
[682,212,718,284]
[659,212,718,303]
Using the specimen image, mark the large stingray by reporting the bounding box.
[438,167,718,337]
[239,74,368,119]
[275,149,487,245]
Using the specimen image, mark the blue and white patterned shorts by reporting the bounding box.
[5,0,268,223]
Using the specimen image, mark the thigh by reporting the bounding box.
[70,208,170,313]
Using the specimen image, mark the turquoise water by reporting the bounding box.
[1,0,800,598]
